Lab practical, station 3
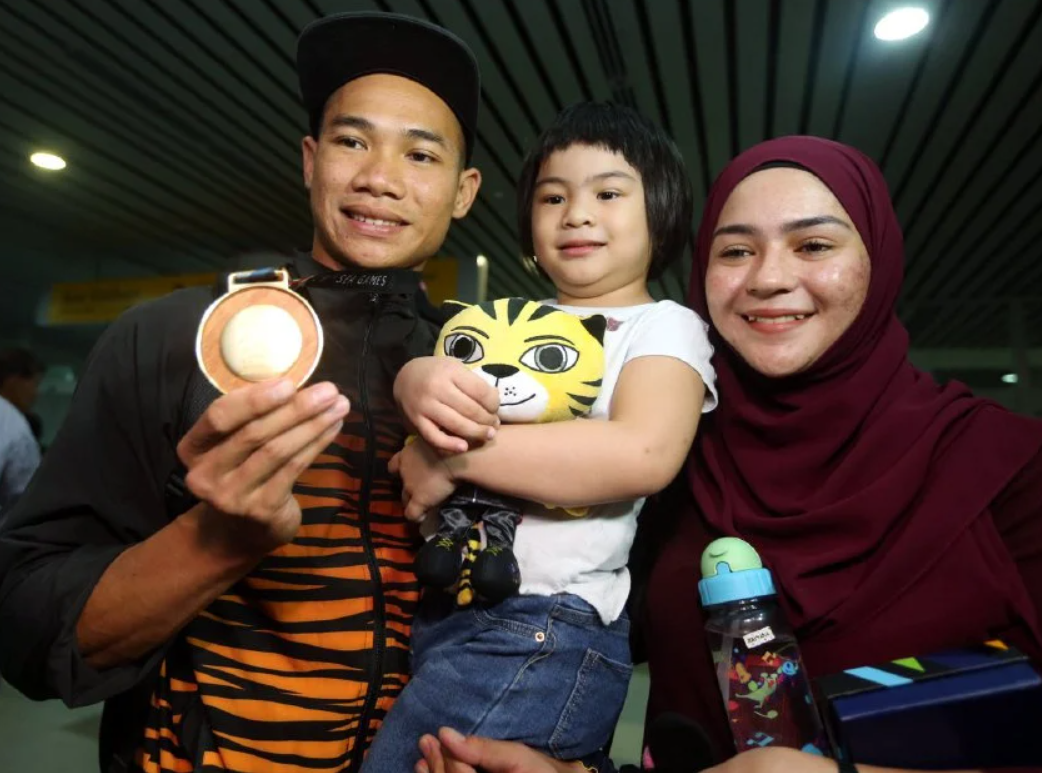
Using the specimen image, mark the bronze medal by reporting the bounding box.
[195,269,323,394]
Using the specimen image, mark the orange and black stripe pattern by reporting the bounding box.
[135,399,420,773]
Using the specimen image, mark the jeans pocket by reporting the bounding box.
[549,648,634,759]
[474,607,548,642]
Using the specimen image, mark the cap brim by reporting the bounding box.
[297,12,479,163]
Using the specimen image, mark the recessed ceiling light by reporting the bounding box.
[1002,373,1019,385]
[874,7,930,41]
[30,151,66,171]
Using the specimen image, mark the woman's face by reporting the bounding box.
[705,168,871,378]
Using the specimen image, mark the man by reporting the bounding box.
[0,347,43,515]
[0,13,487,772]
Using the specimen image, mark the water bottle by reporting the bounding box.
[699,537,828,756]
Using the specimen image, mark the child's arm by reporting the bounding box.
[393,354,705,521]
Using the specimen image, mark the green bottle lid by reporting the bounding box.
[699,537,775,606]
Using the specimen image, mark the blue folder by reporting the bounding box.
[816,643,1042,769]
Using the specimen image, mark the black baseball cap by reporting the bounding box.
[296,12,480,163]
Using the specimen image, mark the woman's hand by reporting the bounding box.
[394,357,500,454]
[704,748,836,773]
[390,438,461,521]
[705,749,982,773]
[416,728,582,773]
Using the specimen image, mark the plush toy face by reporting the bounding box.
[436,298,606,424]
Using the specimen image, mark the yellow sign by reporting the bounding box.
[46,273,217,325]
[421,257,460,305]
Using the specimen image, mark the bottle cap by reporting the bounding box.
[698,537,776,607]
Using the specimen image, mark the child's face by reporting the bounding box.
[531,144,652,302]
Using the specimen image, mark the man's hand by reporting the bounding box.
[416,728,582,773]
[76,377,350,671]
[394,357,499,454]
[178,378,349,557]
[390,437,459,522]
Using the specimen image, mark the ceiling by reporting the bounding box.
[3,0,1042,357]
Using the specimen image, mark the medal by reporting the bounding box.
[195,268,324,394]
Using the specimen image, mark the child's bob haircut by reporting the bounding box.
[517,102,693,281]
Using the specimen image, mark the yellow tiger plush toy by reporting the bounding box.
[414,298,606,604]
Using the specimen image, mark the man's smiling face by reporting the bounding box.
[302,73,480,270]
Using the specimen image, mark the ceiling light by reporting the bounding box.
[476,255,490,304]
[30,151,66,171]
[874,7,929,41]
[1002,373,1019,385]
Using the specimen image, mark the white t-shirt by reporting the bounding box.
[512,300,717,624]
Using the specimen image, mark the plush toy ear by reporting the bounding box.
[441,300,472,321]
[580,314,607,344]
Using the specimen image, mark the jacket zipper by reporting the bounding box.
[350,293,387,771]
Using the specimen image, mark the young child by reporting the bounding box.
[362,102,718,771]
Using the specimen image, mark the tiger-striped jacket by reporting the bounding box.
[0,254,439,772]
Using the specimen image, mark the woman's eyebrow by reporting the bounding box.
[712,223,761,238]
[712,216,852,239]
[782,215,852,233]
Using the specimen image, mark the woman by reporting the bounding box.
[643,135,1042,764]
[417,136,1042,773]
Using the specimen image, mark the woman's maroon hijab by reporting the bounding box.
[686,136,1042,647]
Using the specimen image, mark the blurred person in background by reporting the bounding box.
[0,346,43,517]
[25,411,44,450]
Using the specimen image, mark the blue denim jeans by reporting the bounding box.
[361,592,632,772]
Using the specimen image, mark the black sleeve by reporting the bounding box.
[415,287,449,331]
[411,287,447,358]
[0,292,201,706]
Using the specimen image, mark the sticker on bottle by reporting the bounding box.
[743,626,776,649]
